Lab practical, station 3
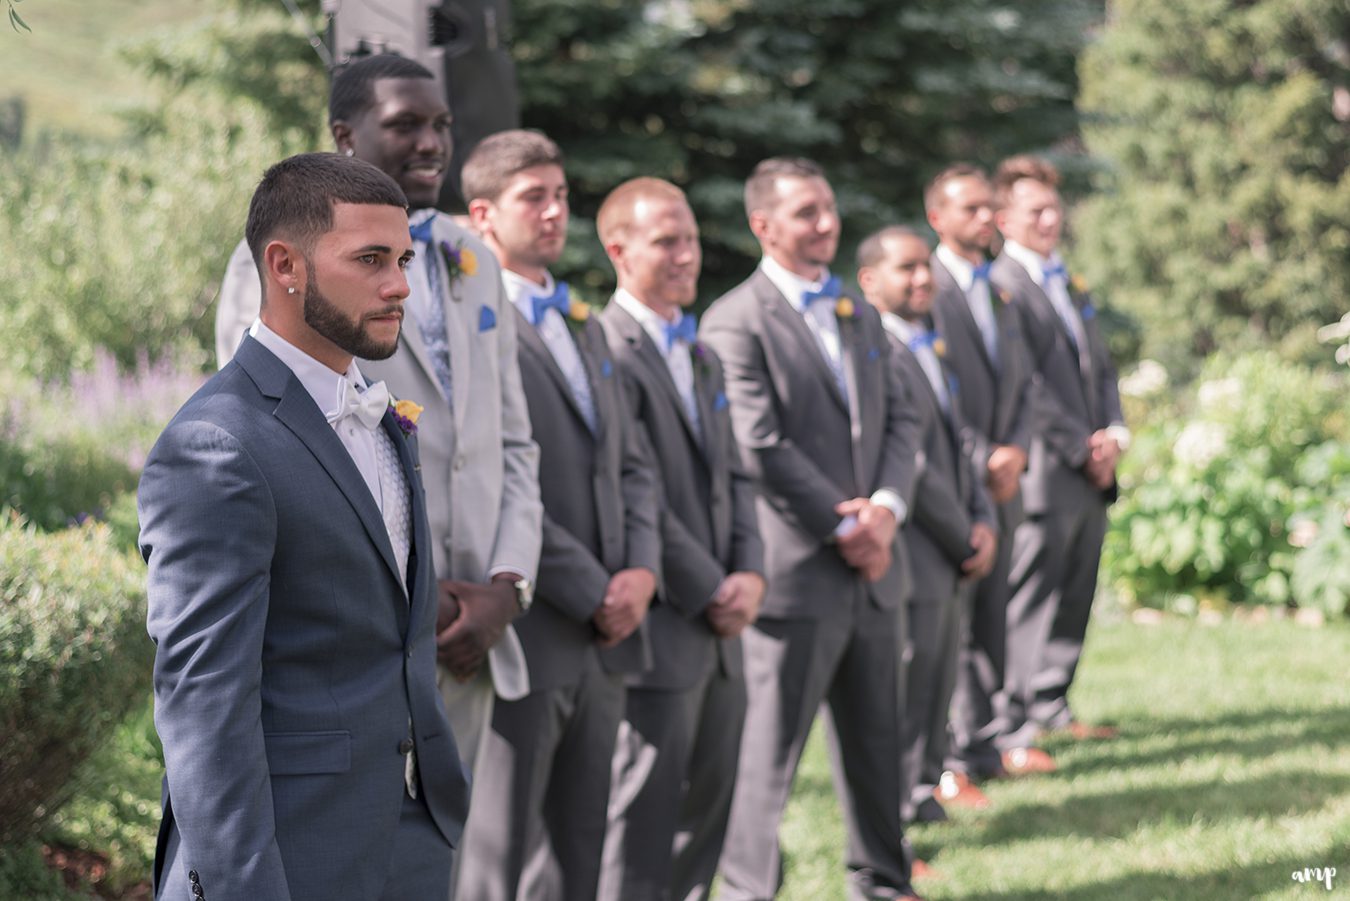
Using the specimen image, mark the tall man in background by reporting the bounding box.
[701,157,924,901]
[990,155,1127,750]
[212,55,543,782]
[595,177,765,901]
[141,152,469,901]
[458,129,661,901]
[926,164,1045,790]
[857,226,999,824]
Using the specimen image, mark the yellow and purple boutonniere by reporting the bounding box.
[567,298,591,323]
[391,399,423,436]
[835,297,856,319]
[438,241,479,298]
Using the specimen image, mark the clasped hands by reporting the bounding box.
[593,567,657,649]
[834,498,898,582]
[435,574,521,682]
[706,571,766,638]
[986,444,1027,503]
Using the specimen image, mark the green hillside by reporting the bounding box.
[0,0,208,138]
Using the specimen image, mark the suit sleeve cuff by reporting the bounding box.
[1105,424,1132,454]
[869,489,907,526]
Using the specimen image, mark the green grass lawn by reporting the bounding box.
[779,616,1350,900]
[36,614,1350,898]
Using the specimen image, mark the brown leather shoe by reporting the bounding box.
[1060,720,1120,741]
[1001,746,1058,776]
[935,770,991,809]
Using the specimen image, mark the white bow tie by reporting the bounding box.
[328,380,390,431]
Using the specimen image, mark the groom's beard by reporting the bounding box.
[303,277,401,361]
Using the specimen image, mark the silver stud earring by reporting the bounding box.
[288,286,297,294]
[344,148,354,157]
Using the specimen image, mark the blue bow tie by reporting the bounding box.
[665,313,697,351]
[409,217,436,245]
[800,275,842,309]
[907,330,939,354]
[531,281,571,325]
[971,261,992,283]
[1042,262,1067,282]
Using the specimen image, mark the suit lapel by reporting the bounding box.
[382,412,422,634]
[838,312,866,486]
[934,259,998,377]
[241,348,406,596]
[572,318,609,443]
[430,221,474,437]
[756,274,848,413]
[618,307,705,452]
[514,306,595,435]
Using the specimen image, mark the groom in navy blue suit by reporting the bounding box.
[139,152,469,901]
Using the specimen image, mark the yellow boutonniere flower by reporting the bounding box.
[1070,274,1088,294]
[996,289,1011,304]
[933,338,947,358]
[391,399,423,436]
[459,247,478,277]
[568,299,591,323]
[835,298,855,319]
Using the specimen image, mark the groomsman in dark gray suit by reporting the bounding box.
[701,158,924,901]
[140,153,469,901]
[990,155,1127,749]
[857,226,999,825]
[595,177,766,901]
[455,130,662,901]
[926,165,1049,786]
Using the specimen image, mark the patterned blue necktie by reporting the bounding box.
[409,217,454,406]
[906,330,938,354]
[531,281,572,325]
[972,261,992,283]
[800,274,842,309]
[664,312,698,352]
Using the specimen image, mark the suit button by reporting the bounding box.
[398,738,415,755]
[192,884,205,897]
[188,870,200,883]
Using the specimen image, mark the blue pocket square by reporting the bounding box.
[478,305,497,332]
[867,347,880,361]
[1080,303,1096,321]
[714,391,728,412]
[601,359,613,378]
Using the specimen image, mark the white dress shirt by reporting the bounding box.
[249,319,411,587]
[612,288,701,439]
[936,243,999,365]
[881,312,950,414]
[504,268,598,432]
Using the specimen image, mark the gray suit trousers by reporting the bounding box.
[598,662,746,901]
[999,488,1108,749]
[902,586,965,818]
[718,595,911,901]
[456,649,624,901]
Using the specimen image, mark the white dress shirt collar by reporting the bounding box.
[1002,240,1063,288]
[880,311,921,346]
[613,288,680,355]
[249,319,370,422]
[759,255,833,310]
[934,243,984,294]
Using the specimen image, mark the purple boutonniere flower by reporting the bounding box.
[391,399,422,437]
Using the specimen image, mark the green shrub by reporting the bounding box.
[1104,351,1350,613]
[0,519,150,845]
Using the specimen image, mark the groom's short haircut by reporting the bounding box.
[744,157,826,219]
[460,129,564,204]
[329,53,436,125]
[245,152,408,266]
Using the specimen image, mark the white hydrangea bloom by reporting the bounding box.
[1173,421,1228,468]
[1119,359,1168,398]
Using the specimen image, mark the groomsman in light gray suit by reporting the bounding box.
[457,130,661,901]
[701,158,924,901]
[857,226,999,825]
[212,56,542,780]
[140,152,469,901]
[926,165,1047,788]
[990,155,1127,750]
[594,177,766,901]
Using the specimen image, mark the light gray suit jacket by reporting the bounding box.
[215,223,541,700]
[139,336,468,901]
[600,301,764,691]
[513,306,662,691]
[361,215,541,700]
[886,331,997,605]
[991,254,1125,514]
[699,270,923,618]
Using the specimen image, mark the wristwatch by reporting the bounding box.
[512,577,534,613]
